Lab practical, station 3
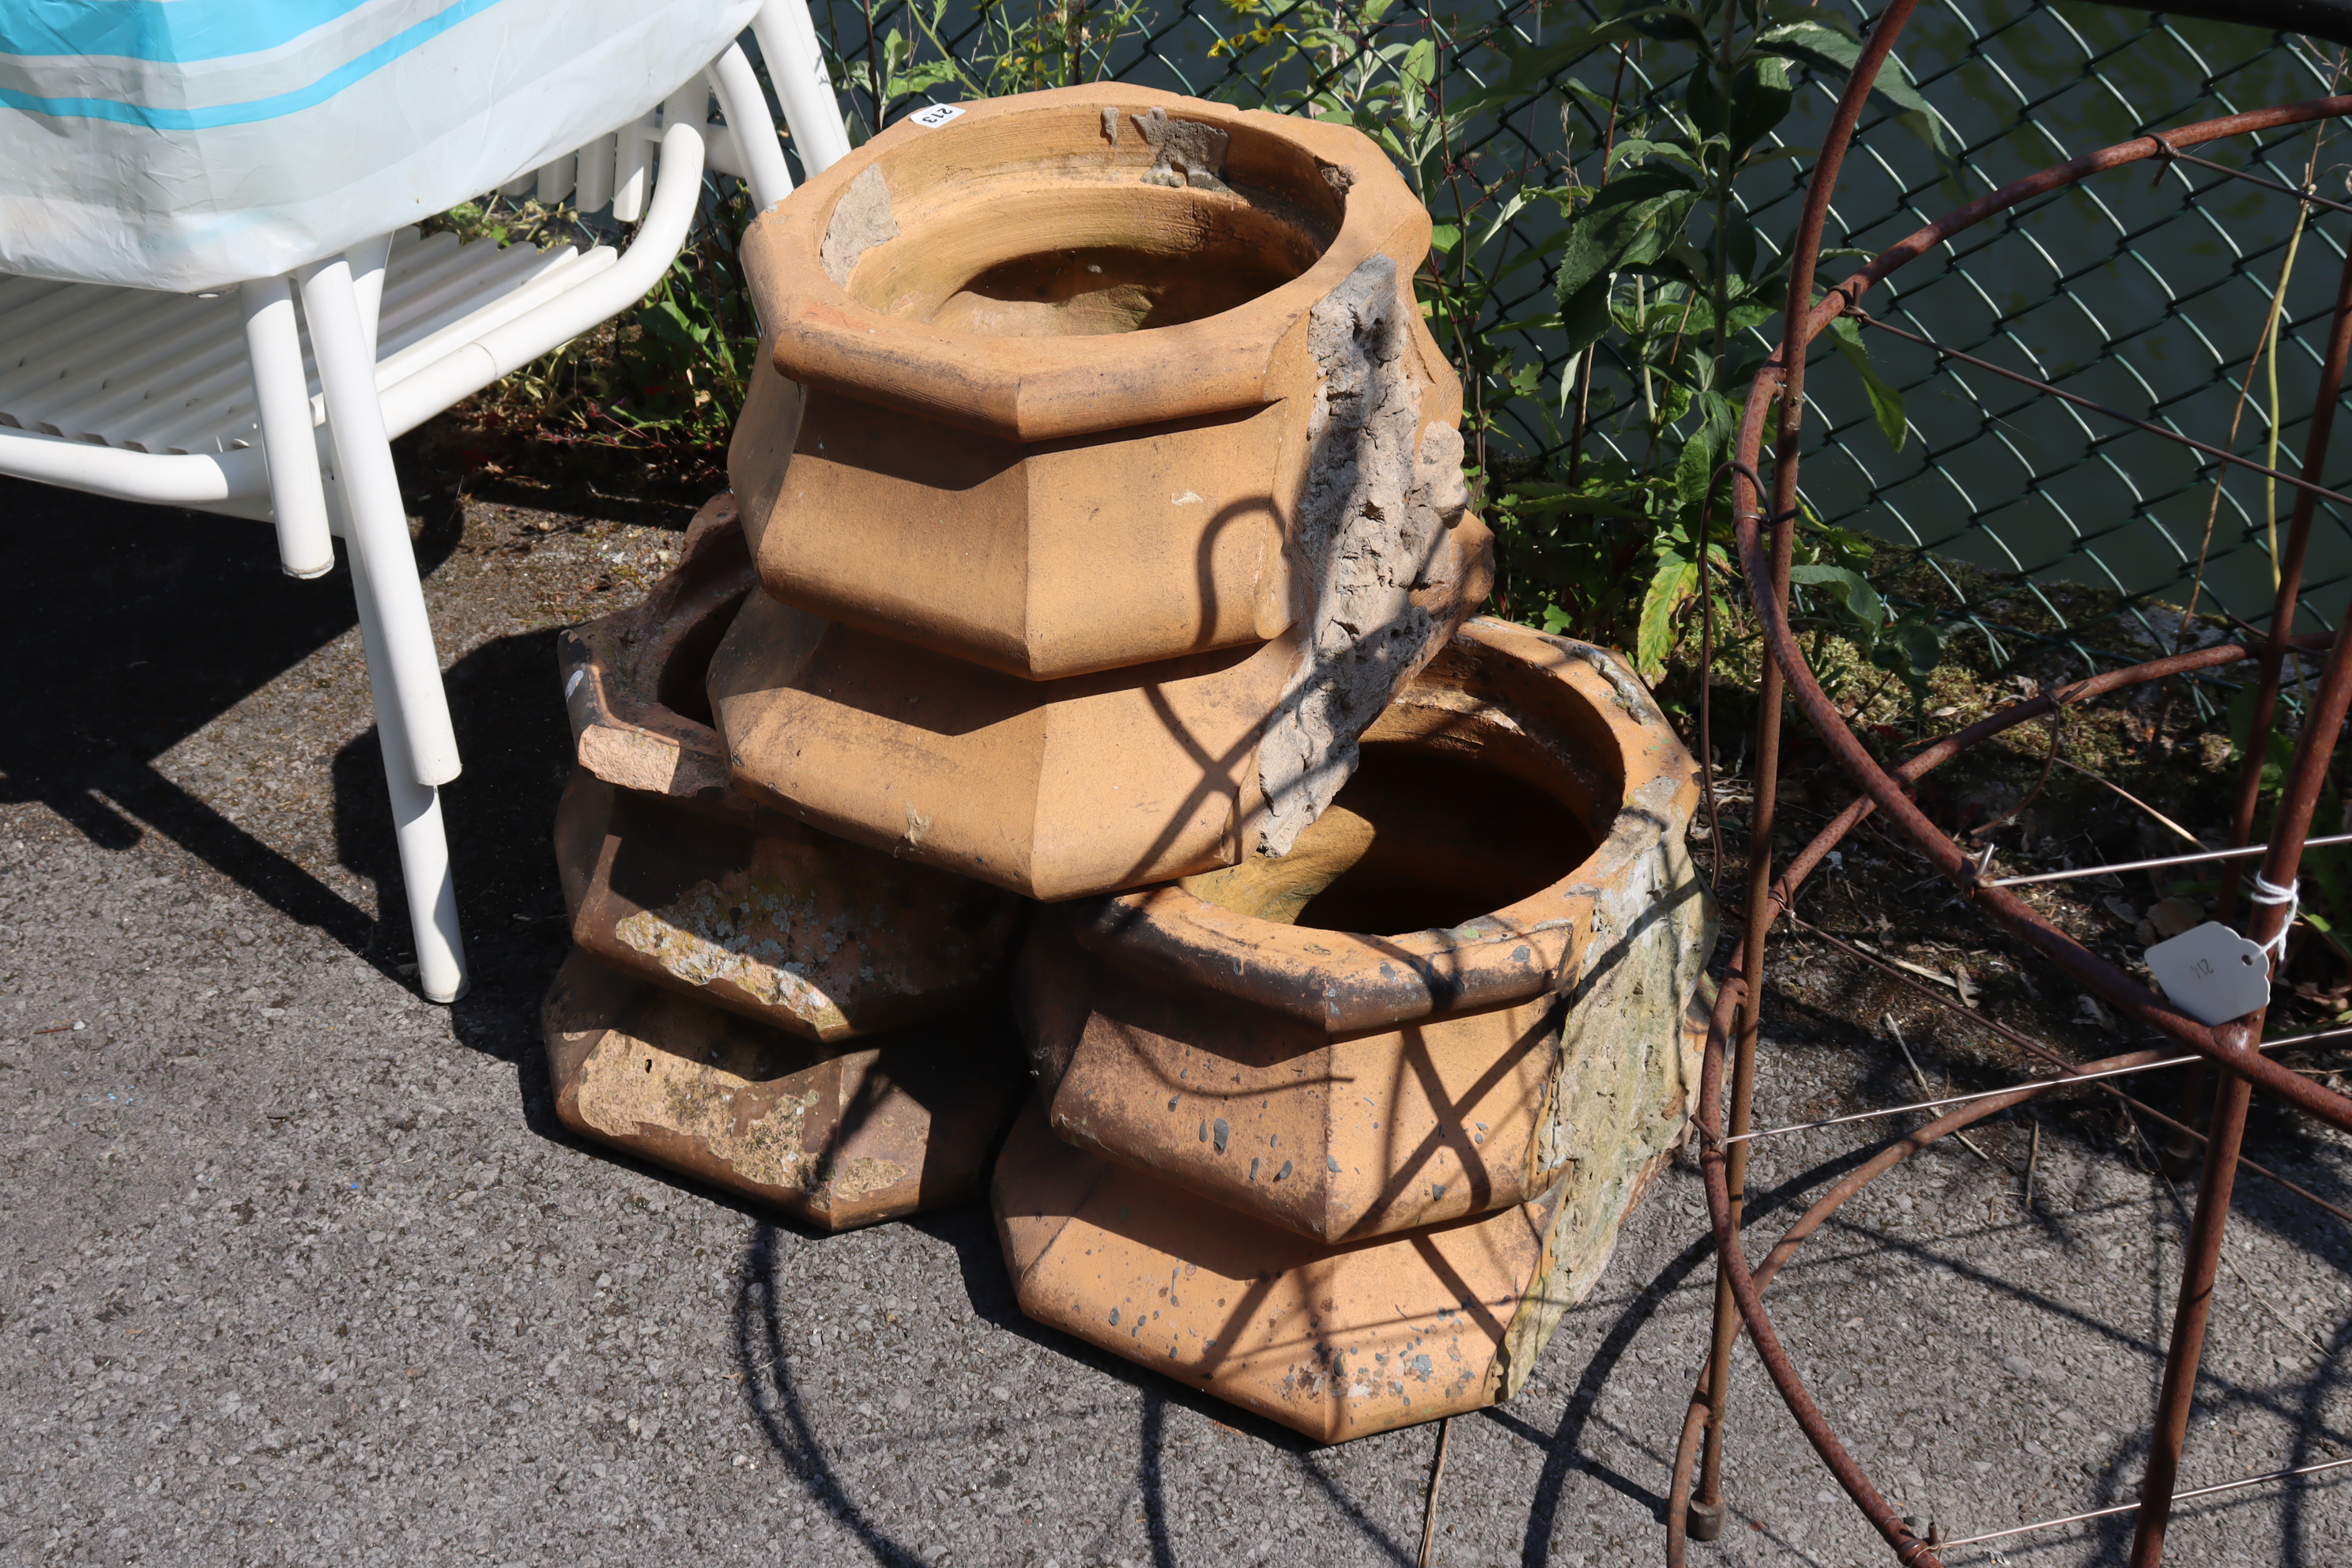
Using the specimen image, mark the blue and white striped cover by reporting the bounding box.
[0,0,756,290]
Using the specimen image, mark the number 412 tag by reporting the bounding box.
[2143,921,2272,1026]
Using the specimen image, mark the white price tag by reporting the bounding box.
[909,103,967,130]
[2144,921,2272,1025]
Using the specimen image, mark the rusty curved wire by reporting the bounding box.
[1662,28,2352,1568]
[1727,109,2352,1133]
[1664,634,2328,1568]
[1664,635,2306,1568]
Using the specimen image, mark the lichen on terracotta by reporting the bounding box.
[560,769,1023,1041]
[1015,617,1715,1244]
[612,880,856,1038]
[544,952,1024,1231]
[554,501,1024,1039]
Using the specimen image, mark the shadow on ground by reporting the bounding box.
[0,480,409,948]
[0,473,593,1121]
[9,480,2352,1568]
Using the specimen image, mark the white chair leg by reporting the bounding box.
[707,44,794,213]
[349,233,391,348]
[536,153,577,206]
[577,133,616,213]
[613,111,657,222]
[752,0,854,175]
[297,252,462,789]
[238,277,334,579]
[299,272,465,1002]
[348,537,469,1004]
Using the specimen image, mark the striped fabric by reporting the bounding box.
[0,0,756,289]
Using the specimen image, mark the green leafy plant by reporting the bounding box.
[595,202,762,446]
[841,0,970,132]
[1788,560,1942,709]
[443,186,763,473]
[1520,6,1936,679]
[447,0,1948,677]
[873,0,1152,130]
[1199,0,1939,680]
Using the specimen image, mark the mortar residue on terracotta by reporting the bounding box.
[545,952,1024,1231]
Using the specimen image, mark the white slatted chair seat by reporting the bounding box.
[0,230,609,463]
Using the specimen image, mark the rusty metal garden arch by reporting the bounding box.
[1668,3,2352,1565]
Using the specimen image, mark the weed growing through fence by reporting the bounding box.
[1193,0,1947,703]
[427,185,761,481]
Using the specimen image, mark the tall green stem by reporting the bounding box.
[1707,0,1740,616]
[2265,209,2309,590]
[1566,40,1634,490]
[1711,0,1736,375]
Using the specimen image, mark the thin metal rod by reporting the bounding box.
[1781,635,2305,912]
[1852,310,2352,512]
[1783,912,2352,1227]
[1943,1455,2352,1549]
[1987,830,2352,886]
[1417,1414,1452,1568]
[1722,1047,2290,1144]
[2132,231,2352,1568]
[2159,143,2352,219]
[1691,11,1929,1556]
[2253,1022,2352,1049]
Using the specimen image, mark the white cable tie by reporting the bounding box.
[2248,871,2300,963]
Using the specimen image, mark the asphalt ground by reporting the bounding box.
[2,469,2348,1566]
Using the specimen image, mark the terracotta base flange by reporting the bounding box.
[997,1096,1577,1442]
[544,952,1025,1231]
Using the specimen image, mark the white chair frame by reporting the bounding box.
[0,3,851,1002]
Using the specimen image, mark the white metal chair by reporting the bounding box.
[0,1,851,1003]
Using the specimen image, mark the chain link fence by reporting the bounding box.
[782,1,2351,684]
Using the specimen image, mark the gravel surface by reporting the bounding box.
[2,471,2347,1566]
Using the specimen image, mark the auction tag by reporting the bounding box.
[2144,922,2272,1025]
[909,103,966,130]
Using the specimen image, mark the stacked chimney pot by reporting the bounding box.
[540,86,1710,1439]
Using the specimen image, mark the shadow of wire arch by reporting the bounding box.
[732,1204,1432,1567]
[734,1220,929,1566]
